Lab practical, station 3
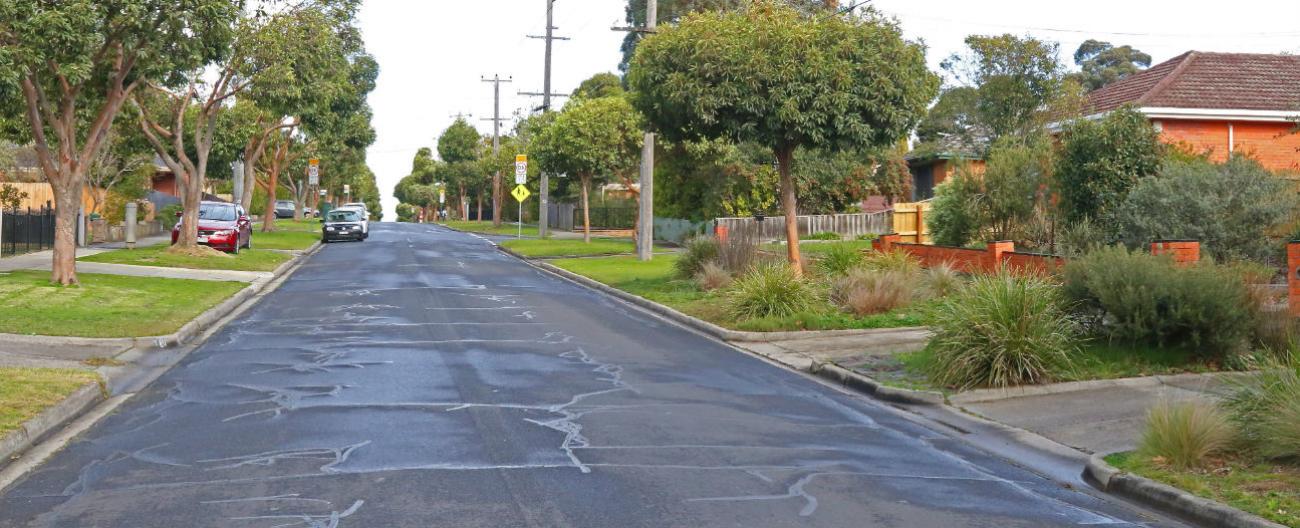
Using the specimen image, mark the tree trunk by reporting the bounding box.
[476,193,483,223]
[580,174,592,243]
[261,167,279,232]
[492,171,502,227]
[177,169,202,248]
[241,163,257,211]
[49,181,80,285]
[776,146,802,275]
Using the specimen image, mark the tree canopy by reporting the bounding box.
[628,2,938,270]
[1056,106,1165,222]
[1072,40,1151,92]
[942,34,1065,140]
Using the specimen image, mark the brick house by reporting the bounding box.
[1085,51,1300,172]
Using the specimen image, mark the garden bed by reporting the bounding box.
[1106,452,1299,527]
[549,254,926,332]
[0,270,245,338]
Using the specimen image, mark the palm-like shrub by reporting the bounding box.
[674,237,720,278]
[925,270,1077,389]
[726,262,820,319]
[1137,401,1234,470]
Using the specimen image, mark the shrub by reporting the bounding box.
[1109,155,1296,265]
[925,270,1077,390]
[675,237,720,278]
[159,204,184,229]
[814,243,865,277]
[929,171,983,247]
[861,249,922,275]
[806,231,841,240]
[694,262,732,291]
[717,229,759,275]
[923,262,963,298]
[830,269,917,316]
[726,262,820,319]
[1056,106,1165,222]
[1064,246,1254,357]
[1137,400,1234,470]
[1222,361,1300,460]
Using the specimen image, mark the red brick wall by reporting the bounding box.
[1158,119,1300,172]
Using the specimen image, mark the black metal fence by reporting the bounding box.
[1,207,56,257]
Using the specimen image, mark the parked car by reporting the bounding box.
[273,200,296,219]
[172,202,252,253]
[333,205,369,237]
[322,209,366,243]
[342,202,370,220]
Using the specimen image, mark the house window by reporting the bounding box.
[912,164,935,201]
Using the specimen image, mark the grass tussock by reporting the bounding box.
[1138,400,1234,470]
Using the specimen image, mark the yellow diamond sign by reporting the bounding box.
[511,184,531,203]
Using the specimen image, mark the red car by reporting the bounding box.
[171,201,252,253]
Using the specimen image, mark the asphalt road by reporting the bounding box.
[0,223,1184,527]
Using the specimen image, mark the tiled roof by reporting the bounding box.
[1085,51,1300,114]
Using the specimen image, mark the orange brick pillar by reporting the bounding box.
[1289,242,1300,317]
[873,233,900,253]
[1151,240,1200,266]
[986,240,1014,272]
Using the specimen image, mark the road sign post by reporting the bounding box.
[511,184,531,239]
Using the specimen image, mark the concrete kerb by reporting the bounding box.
[0,241,320,486]
[0,382,103,470]
[1085,453,1287,528]
[950,371,1253,405]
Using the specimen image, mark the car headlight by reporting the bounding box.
[325,226,335,231]
[216,229,236,236]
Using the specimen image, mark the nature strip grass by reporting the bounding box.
[500,238,636,258]
[0,270,245,338]
[0,368,100,437]
[1107,452,1299,527]
[80,246,292,272]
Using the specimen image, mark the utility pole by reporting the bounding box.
[525,0,570,238]
[481,74,512,228]
[614,0,658,260]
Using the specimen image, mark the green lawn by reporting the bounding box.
[0,270,245,337]
[251,229,319,250]
[1107,452,1299,527]
[81,246,292,272]
[258,218,321,233]
[0,368,101,436]
[439,220,538,237]
[502,238,637,258]
[550,254,924,332]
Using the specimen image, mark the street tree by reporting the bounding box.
[1072,40,1151,92]
[437,118,483,219]
[571,73,625,100]
[0,0,241,284]
[533,96,643,242]
[628,2,938,272]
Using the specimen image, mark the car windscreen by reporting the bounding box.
[198,204,237,221]
[327,211,360,222]
[276,201,293,207]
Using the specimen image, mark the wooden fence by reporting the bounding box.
[891,201,931,244]
[715,212,892,241]
[1,182,98,212]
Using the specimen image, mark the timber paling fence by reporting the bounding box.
[715,212,893,241]
[1,207,56,257]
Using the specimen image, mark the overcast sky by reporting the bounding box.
[358,0,1300,220]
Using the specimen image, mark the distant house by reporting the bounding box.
[1085,51,1300,172]
[905,151,985,201]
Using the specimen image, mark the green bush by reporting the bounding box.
[814,243,865,277]
[1064,246,1254,357]
[726,262,820,320]
[675,237,721,278]
[159,204,184,229]
[925,270,1077,389]
[928,171,983,247]
[1222,361,1300,461]
[1137,400,1234,470]
[1109,155,1297,265]
[1056,106,1165,222]
[806,231,842,240]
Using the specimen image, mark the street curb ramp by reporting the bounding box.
[1085,453,1287,528]
[0,241,321,482]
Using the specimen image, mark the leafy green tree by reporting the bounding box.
[571,73,625,100]
[915,86,986,149]
[928,138,1053,246]
[942,34,1065,140]
[436,118,484,219]
[533,96,643,242]
[0,0,241,284]
[1056,106,1164,222]
[1072,40,1151,91]
[629,2,938,272]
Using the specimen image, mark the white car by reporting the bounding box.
[341,202,370,221]
[333,206,369,238]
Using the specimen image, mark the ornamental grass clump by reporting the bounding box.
[726,262,820,320]
[923,262,963,298]
[861,249,922,275]
[674,237,720,278]
[1222,360,1300,461]
[695,262,732,291]
[829,269,917,316]
[925,270,1077,390]
[814,243,865,277]
[1137,400,1234,470]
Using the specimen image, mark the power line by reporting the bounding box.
[886,10,1300,39]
